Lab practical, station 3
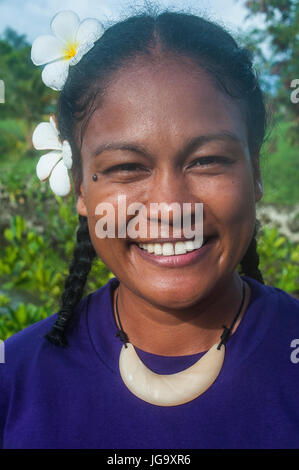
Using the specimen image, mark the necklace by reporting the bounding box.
[114,281,246,407]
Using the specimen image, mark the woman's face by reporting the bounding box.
[77,56,263,309]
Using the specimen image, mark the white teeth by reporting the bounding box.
[185,240,195,252]
[147,243,154,253]
[138,238,206,256]
[162,243,174,256]
[175,241,187,255]
[154,243,162,255]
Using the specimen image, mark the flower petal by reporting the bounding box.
[41,60,70,91]
[62,140,73,169]
[75,18,104,45]
[36,151,62,181]
[49,115,59,137]
[49,159,72,196]
[51,10,80,44]
[32,122,61,151]
[70,41,94,66]
[31,35,64,66]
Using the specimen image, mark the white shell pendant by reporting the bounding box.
[119,342,225,407]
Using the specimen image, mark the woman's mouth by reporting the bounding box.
[131,237,216,267]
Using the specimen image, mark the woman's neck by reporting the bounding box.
[112,273,251,356]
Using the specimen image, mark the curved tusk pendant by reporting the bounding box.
[119,342,225,407]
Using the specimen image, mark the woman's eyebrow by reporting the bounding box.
[92,131,243,161]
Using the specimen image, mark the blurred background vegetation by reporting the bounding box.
[0,0,298,339]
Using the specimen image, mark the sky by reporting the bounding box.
[0,0,264,44]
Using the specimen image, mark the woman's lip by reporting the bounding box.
[131,237,216,267]
[130,237,204,244]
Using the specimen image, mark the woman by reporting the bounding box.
[1,7,299,449]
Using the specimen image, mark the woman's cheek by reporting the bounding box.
[206,164,255,221]
[202,173,255,265]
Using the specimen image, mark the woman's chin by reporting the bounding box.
[133,276,214,310]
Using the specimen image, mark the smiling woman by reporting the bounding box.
[1,6,299,450]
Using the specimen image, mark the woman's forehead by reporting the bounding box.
[81,59,249,156]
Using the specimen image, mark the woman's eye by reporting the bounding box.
[188,156,232,168]
[104,163,147,174]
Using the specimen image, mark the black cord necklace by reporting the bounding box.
[115,280,247,407]
[115,280,246,351]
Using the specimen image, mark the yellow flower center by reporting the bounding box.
[63,43,79,60]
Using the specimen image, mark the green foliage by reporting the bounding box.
[257,225,299,293]
[0,28,56,121]
[0,119,27,156]
[240,0,299,143]
[260,121,299,205]
[0,29,56,156]
[0,215,65,305]
[0,302,50,339]
[0,207,112,340]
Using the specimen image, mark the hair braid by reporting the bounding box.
[239,219,264,284]
[45,215,96,347]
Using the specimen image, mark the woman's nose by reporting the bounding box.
[143,168,199,235]
[148,168,191,205]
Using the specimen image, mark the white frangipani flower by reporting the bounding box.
[31,10,104,90]
[32,116,73,197]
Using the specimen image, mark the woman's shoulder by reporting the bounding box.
[242,275,299,323]
[1,303,82,376]
[2,311,59,366]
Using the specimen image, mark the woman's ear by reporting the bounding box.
[255,179,263,202]
[252,154,264,203]
[76,183,88,216]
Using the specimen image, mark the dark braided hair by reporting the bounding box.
[46,215,96,346]
[46,6,266,346]
[240,219,264,284]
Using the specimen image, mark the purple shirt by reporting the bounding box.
[1,275,299,449]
